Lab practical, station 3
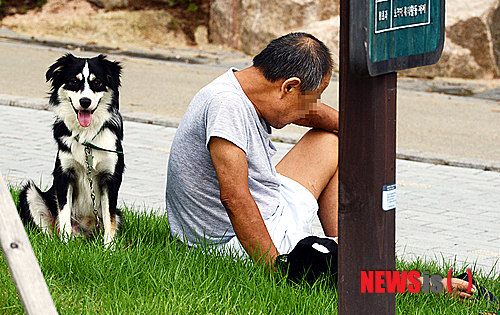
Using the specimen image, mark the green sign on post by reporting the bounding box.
[350,0,445,76]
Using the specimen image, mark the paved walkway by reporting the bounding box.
[1,104,499,274]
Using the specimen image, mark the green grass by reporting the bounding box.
[1,186,499,314]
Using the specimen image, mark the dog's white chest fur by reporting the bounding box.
[58,130,119,218]
[62,129,118,172]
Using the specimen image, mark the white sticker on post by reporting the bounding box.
[382,184,396,211]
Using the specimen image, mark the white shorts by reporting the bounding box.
[222,173,318,257]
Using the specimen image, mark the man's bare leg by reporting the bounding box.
[276,128,339,237]
[317,169,338,236]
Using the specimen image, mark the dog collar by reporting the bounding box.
[74,126,123,154]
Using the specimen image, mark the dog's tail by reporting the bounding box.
[18,181,57,234]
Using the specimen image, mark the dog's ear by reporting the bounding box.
[46,54,76,83]
[98,55,122,89]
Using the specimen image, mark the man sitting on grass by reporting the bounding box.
[165,32,474,298]
[166,32,338,266]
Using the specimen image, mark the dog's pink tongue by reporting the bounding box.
[77,110,92,127]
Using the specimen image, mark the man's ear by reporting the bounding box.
[280,77,301,96]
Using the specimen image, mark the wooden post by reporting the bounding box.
[0,173,58,315]
[338,0,397,313]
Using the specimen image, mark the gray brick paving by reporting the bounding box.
[1,104,499,274]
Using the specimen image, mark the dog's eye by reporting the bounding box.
[91,79,104,89]
[67,78,80,86]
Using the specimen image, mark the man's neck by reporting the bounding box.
[234,66,281,120]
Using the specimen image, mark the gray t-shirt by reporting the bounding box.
[166,68,281,246]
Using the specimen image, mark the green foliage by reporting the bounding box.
[0,207,338,314]
[160,0,199,11]
[395,255,500,314]
[0,0,47,16]
[187,3,198,12]
[8,182,20,206]
[1,187,498,314]
[36,0,47,8]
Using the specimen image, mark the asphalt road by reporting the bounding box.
[1,38,499,164]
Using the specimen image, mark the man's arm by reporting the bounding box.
[208,136,279,266]
[408,277,475,299]
[293,102,339,133]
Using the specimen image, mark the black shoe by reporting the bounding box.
[276,236,338,286]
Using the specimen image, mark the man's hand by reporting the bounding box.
[411,277,476,299]
[208,136,279,266]
[442,277,476,299]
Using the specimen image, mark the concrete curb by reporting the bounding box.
[397,79,500,101]
[2,93,498,172]
[396,148,500,172]
[0,28,248,66]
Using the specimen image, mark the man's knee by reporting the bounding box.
[303,128,339,154]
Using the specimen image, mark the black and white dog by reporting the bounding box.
[18,54,124,247]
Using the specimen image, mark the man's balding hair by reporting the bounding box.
[252,32,333,92]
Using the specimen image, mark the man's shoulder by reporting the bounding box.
[188,77,244,116]
[202,71,243,97]
[200,75,248,113]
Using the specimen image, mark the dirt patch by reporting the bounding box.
[1,0,226,53]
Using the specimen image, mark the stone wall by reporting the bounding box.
[209,0,500,78]
[209,0,339,55]
[405,0,500,78]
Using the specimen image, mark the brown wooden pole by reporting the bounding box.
[338,0,397,313]
[0,173,58,315]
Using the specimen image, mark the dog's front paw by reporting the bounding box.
[59,226,74,243]
[103,239,116,252]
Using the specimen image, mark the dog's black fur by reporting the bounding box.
[18,54,124,246]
